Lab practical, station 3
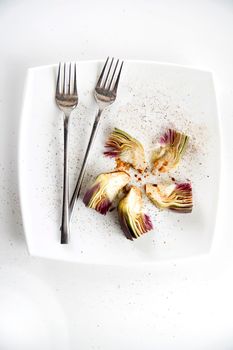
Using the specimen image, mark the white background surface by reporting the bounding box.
[0,0,233,349]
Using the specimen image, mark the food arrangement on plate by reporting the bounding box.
[83,127,193,240]
[20,58,219,262]
[54,58,194,243]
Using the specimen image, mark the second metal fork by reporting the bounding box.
[69,57,124,218]
[55,63,78,244]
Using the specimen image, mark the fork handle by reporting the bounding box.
[61,115,70,244]
[69,108,102,219]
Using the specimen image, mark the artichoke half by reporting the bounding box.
[145,182,193,213]
[104,128,147,172]
[83,171,130,215]
[118,186,153,240]
[152,129,188,173]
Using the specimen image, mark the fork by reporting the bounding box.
[55,62,78,244]
[69,57,124,218]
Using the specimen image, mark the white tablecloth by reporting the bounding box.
[0,0,233,349]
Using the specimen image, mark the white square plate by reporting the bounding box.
[19,60,220,264]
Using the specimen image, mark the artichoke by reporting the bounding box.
[83,171,130,215]
[104,128,147,171]
[118,186,153,240]
[145,182,193,213]
[152,129,188,173]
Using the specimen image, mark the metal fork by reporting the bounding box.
[55,62,78,244]
[69,57,124,218]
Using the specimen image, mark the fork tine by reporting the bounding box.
[74,63,77,95]
[103,57,114,88]
[68,63,71,94]
[56,63,61,95]
[96,57,109,88]
[108,59,119,90]
[62,63,66,94]
[113,61,124,93]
